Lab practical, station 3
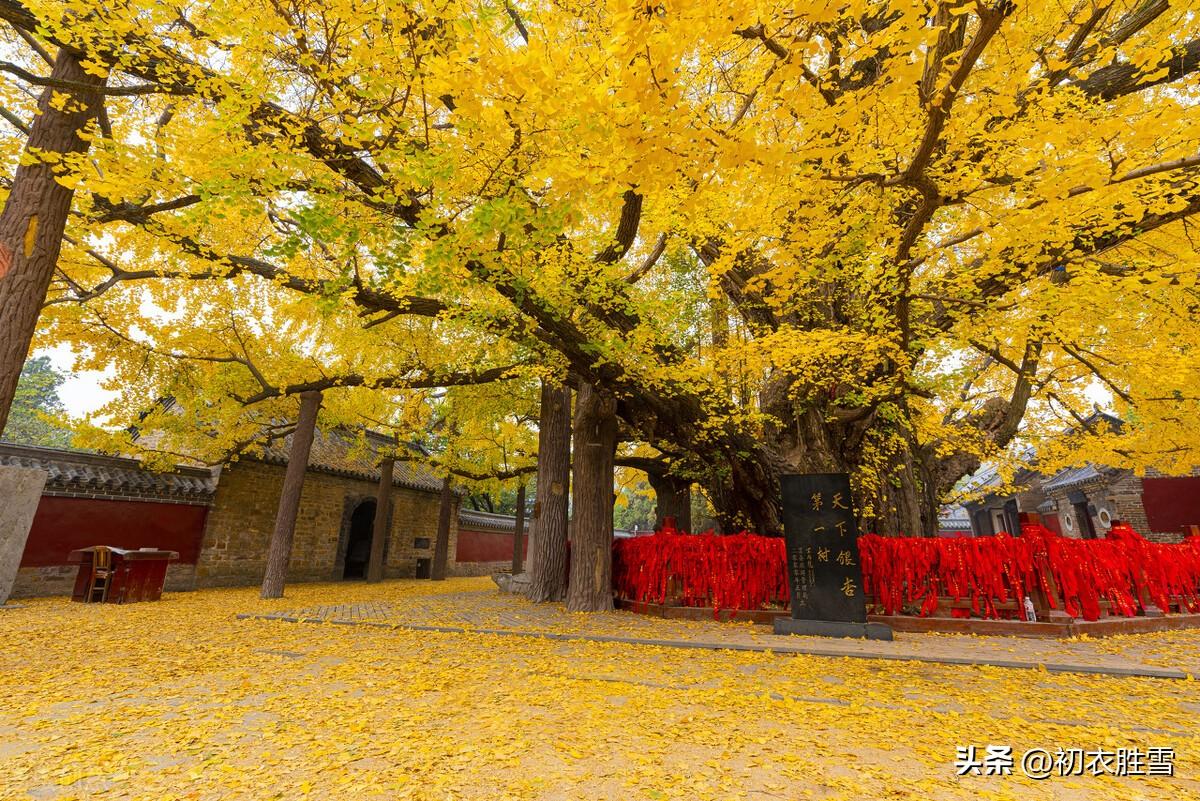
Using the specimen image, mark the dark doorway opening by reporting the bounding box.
[1073,501,1097,539]
[343,500,377,579]
[415,558,432,579]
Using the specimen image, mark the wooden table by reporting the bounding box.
[68,547,180,604]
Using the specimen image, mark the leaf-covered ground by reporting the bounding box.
[1,578,1197,800]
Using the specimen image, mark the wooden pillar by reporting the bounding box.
[511,483,527,574]
[260,391,322,599]
[431,476,454,580]
[366,455,394,583]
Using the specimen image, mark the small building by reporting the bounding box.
[957,412,1200,542]
[1,433,524,598]
[960,465,1048,537]
[935,504,973,537]
[961,462,1200,543]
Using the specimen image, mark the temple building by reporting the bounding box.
[0,433,523,598]
[962,462,1200,542]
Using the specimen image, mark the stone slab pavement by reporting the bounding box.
[240,588,1200,680]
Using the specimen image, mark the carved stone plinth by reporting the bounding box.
[774,617,894,640]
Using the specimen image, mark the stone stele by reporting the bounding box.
[0,465,47,606]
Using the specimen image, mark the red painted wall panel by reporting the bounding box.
[1141,477,1200,535]
[19,497,209,567]
[455,528,528,563]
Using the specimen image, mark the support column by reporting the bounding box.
[511,483,527,574]
[431,476,454,580]
[260,390,322,599]
[366,455,394,583]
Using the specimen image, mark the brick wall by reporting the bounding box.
[195,461,459,588]
[1046,472,1185,544]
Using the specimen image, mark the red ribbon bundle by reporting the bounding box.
[612,524,1200,621]
[612,530,788,615]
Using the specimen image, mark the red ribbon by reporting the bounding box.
[612,523,1200,621]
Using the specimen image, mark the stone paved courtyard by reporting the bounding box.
[3,577,1199,800]
[242,584,1200,680]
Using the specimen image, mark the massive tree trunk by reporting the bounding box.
[511,482,526,574]
[697,393,945,538]
[0,49,106,435]
[526,380,571,602]
[261,390,322,599]
[366,455,394,583]
[647,470,692,532]
[430,476,454,580]
[566,382,618,612]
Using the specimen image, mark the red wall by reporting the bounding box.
[1141,477,1200,535]
[19,497,209,567]
[456,528,528,563]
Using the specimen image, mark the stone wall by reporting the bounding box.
[195,460,459,588]
[11,562,197,598]
[0,465,46,605]
[449,560,509,577]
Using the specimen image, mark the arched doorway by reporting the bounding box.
[342,499,377,579]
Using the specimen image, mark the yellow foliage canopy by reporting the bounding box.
[1,0,1197,529]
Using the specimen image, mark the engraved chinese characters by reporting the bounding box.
[774,474,892,640]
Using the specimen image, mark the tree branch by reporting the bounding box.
[625,232,667,284]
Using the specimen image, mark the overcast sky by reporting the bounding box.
[40,345,117,421]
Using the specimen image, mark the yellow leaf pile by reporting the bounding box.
[1,578,1197,800]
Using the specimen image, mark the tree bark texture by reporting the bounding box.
[366,456,394,583]
[526,380,571,603]
[511,482,526,574]
[260,390,322,598]
[431,476,454,580]
[0,49,105,435]
[648,471,692,532]
[566,382,618,612]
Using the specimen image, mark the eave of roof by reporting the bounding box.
[0,442,218,503]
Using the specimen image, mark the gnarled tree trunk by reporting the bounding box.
[566,382,618,612]
[698,398,944,538]
[0,49,105,434]
[527,380,571,602]
[647,470,691,532]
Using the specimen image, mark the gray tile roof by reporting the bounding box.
[456,507,637,539]
[0,443,218,503]
[458,508,522,532]
[1042,465,1104,492]
[255,428,444,493]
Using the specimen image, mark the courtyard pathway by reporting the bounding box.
[240,584,1200,680]
[2,577,1198,800]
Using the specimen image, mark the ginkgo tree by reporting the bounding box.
[2,0,1199,610]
